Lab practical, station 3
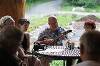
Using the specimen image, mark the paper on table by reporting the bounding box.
[39,48,64,53]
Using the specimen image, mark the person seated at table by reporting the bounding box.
[76,19,97,64]
[17,18,30,53]
[73,30,100,66]
[0,26,23,66]
[35,16,73,66]
[36,16,67,45]
[17,18,41,66]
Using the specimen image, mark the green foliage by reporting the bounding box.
[26,0,44,3]
[26,0,51,10]
[64,0,97,8]
[84,0,96,8]
[61,0,100,12]
[26,0,51,4]
[85,5,100,12]
[60,2,73,11]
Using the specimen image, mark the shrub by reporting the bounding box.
[64,0,97,8]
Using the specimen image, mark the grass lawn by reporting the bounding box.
[50,60,64,66]
[28,16,48,32]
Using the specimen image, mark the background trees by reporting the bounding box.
[64,0,99,8]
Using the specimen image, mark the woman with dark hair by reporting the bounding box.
[17,18,41,66]
[18,18,30,53]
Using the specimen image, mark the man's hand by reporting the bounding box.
[59,34,65,40]
[43,38,54,45]
[34,38,54,45]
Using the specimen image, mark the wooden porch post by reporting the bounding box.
[0,0,25,24]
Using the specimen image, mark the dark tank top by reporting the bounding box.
[22,34,28,51]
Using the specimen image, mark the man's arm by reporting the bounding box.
[25,33,30,52]
[35,31,55,45]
